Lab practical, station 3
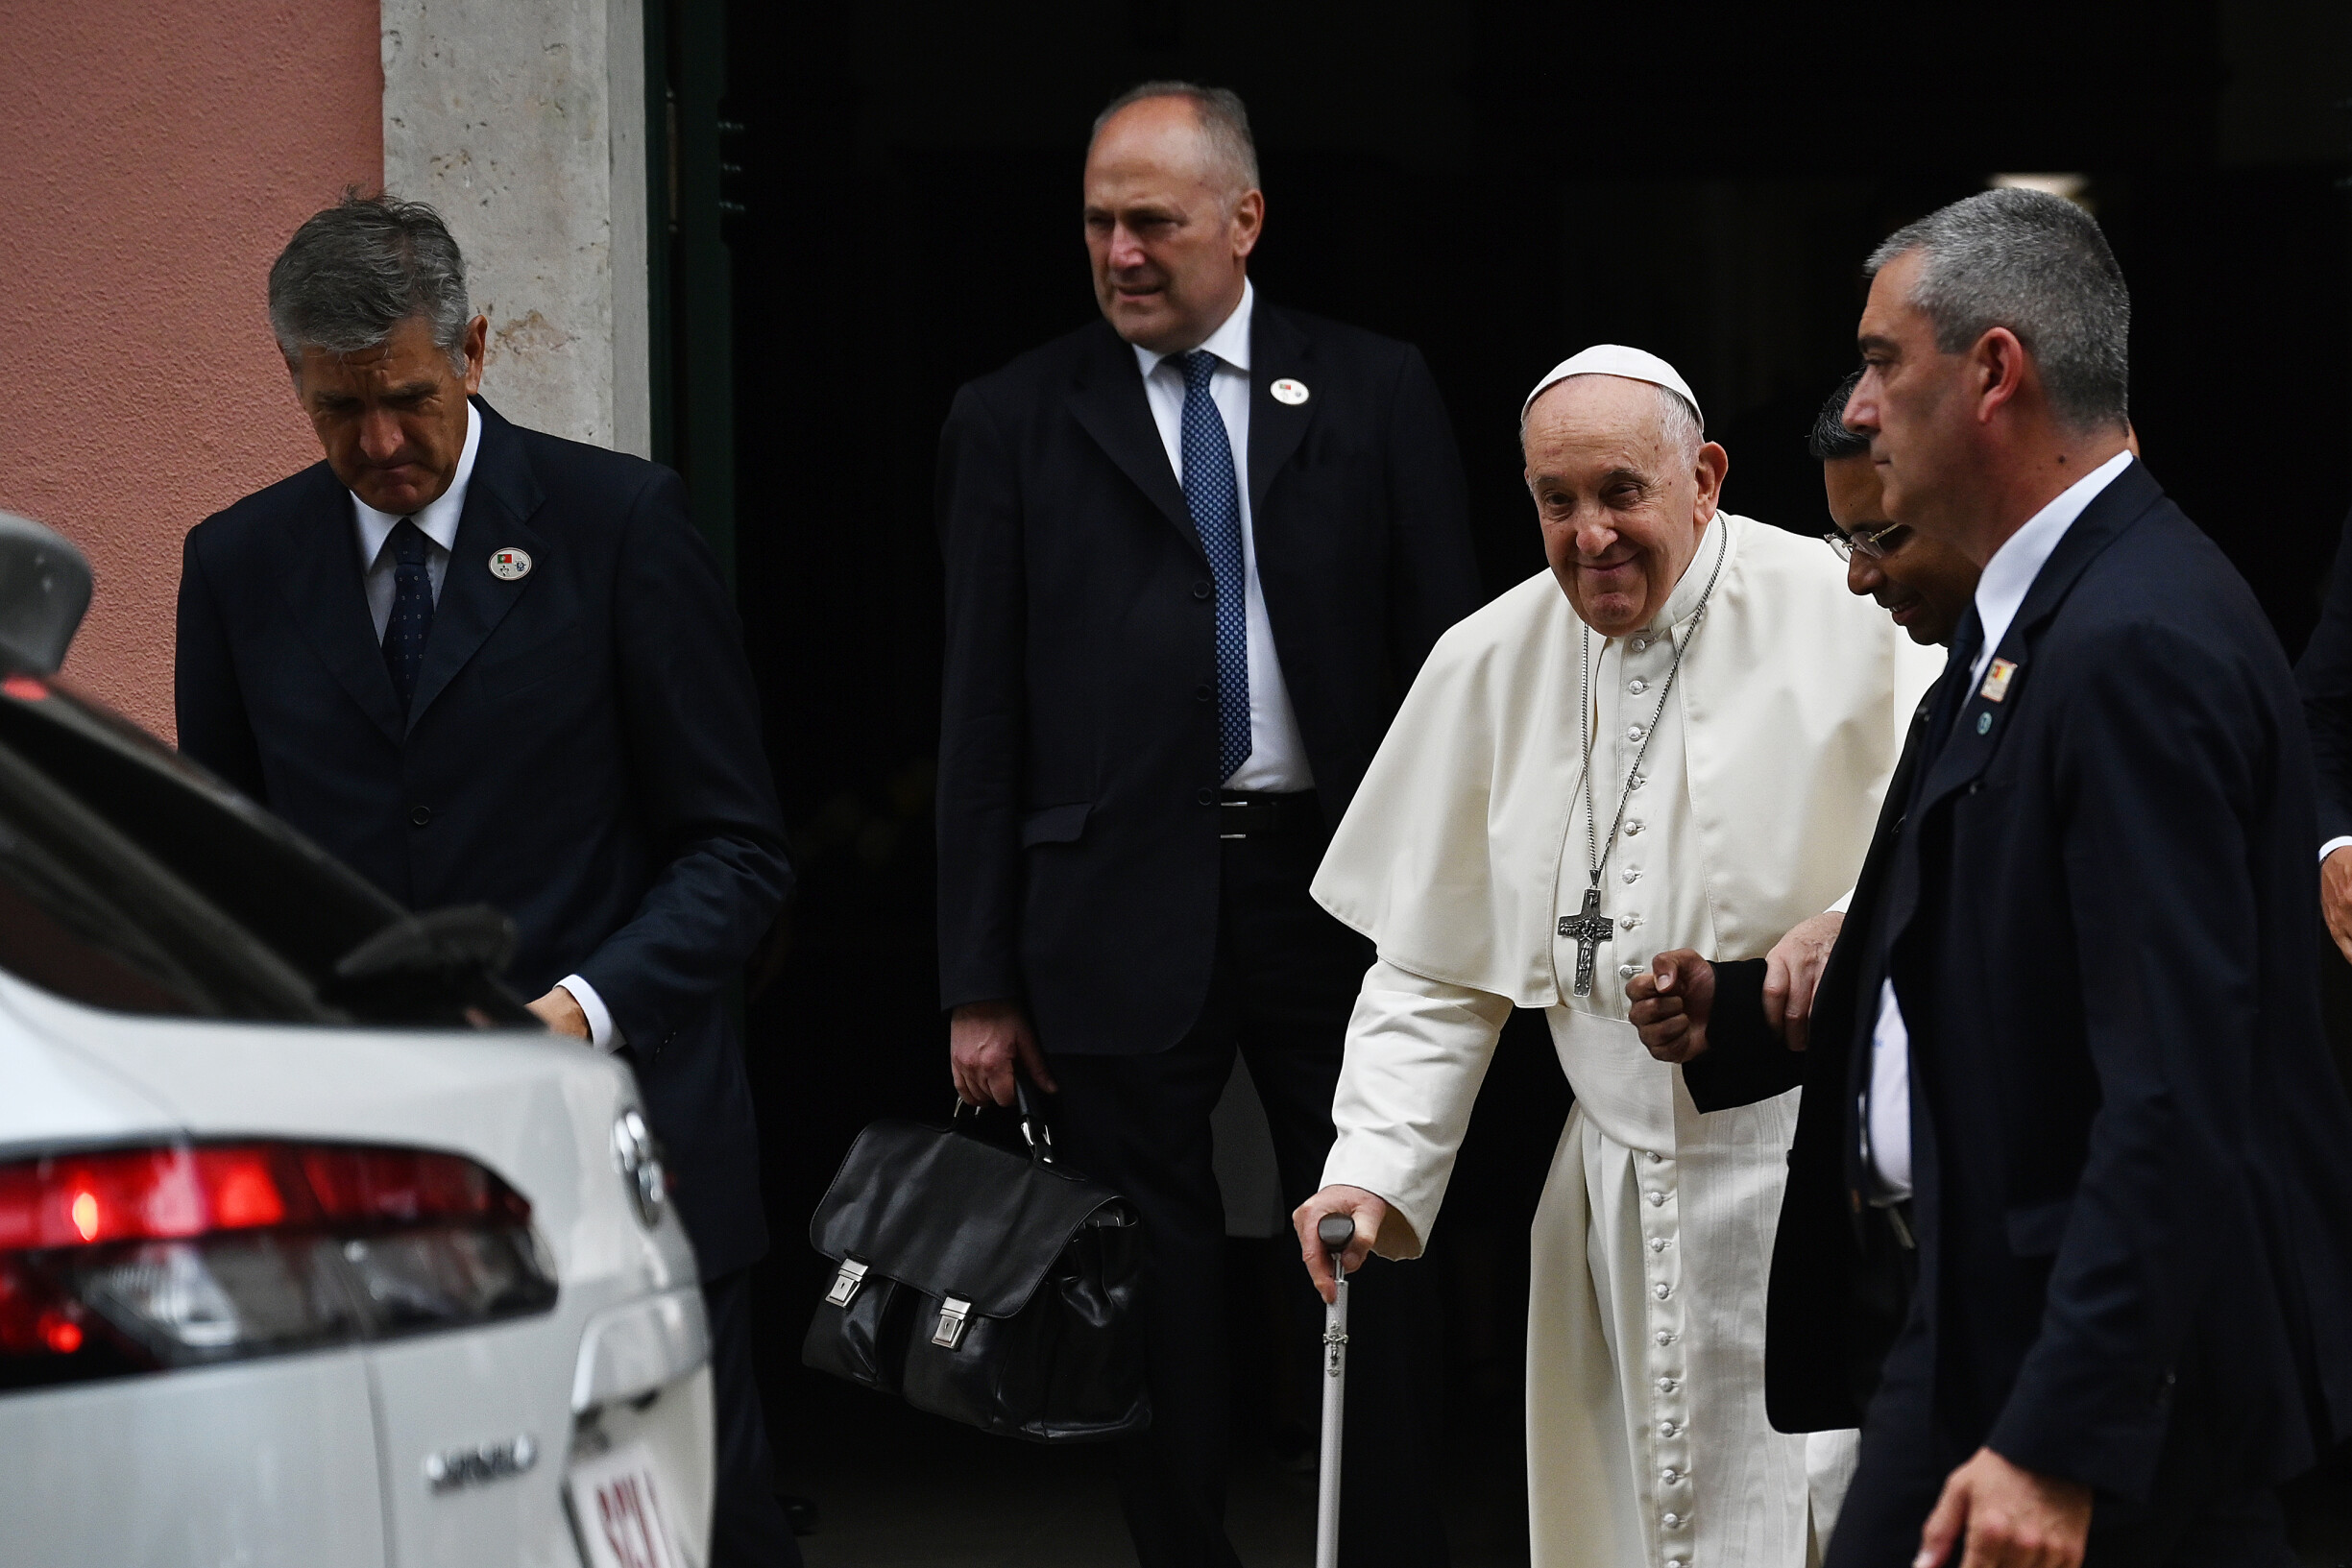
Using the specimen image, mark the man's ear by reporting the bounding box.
[1971,326,2029,425]
[461,314,490,396]
[1692,441,1730,521]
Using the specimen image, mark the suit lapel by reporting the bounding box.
[1066,322,1201,558]
[406,400,546,731]
[1910,460,2162,818]
[271,464,405,744]
[1248,303,1313,517]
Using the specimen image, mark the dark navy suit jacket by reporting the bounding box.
[176,398,791,1279]
[1862,462,2352,1503]
[934,303,1482,1054]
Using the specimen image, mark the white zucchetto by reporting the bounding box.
[1523,344,1704,427]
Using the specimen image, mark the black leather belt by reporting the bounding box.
[1218,789,1322,840]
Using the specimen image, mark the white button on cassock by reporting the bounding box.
[1646,1191,1665,1206]
[1661,1467,1683,1484]
[1627,724,1645,742]
[1618,963,1638,979]
[1628,677,1648,695]
[1649,1238,1668,1252]
[1662,1511,1685,1529]
[1652,1282,1671,1300]
[1657,1377,1679,1392]
[1632,638,1649,652]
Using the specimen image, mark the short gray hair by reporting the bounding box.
[268,190,473,374]
[1521,377,1704,469]
[1866,187,2129,431]
[1091,81,1260,200]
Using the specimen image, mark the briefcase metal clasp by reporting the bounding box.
[826,1257,870,1308]
[933,1295,973,1350]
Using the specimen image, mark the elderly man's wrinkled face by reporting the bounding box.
[1083,97,1263,354]
[1824,454,1977,646]
[294,312,487,516]
[1526,375,1728,639]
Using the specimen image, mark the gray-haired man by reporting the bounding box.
[176,192,802,1566]
[1811,187,2352,1568]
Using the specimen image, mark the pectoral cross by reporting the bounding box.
[1558,884,1613,997]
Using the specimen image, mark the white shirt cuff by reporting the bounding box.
[2322,837,2352,865]
[558,975,625,1053]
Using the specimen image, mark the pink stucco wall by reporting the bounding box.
[0,2,382,739]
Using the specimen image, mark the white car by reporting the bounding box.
[0,513,715,1568]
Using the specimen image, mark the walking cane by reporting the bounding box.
[1315,1213,1355,1568]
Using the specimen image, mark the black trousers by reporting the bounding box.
[1828,1322,2293,1568]
[1047,808,1449,1568]
[702,1267,803,1568]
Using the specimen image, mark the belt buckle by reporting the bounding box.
[1220,798,1251,841]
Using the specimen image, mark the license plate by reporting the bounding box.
[569,1441,690,1568]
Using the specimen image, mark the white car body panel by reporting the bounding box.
[0,972,713,1568]
[0,1351,386,1567]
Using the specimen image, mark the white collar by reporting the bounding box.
[1970,448,2134,682]
[1647,514,1726,638]
[1133,278,1254,381]
[352,400,482,566]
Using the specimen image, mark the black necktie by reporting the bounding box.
[382,519,435,712]
[1909,607,1984,802]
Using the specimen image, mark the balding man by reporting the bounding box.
[934,82,1479,1564]
[1297,347,1941,1566]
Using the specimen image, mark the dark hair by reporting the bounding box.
[1866,186,2129,431]
[268,190,471,372]
[1807,370,1871,461]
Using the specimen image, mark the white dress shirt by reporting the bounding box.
[1866,449,2134,1199]
[1132,280,1315,792]
[347,403,621,1053]
[352,402,479,640]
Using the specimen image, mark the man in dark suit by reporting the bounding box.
[1659,189,2352,1567]
[176,195,800,1567]
[935,82,1481,1567]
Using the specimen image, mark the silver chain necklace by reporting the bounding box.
[1559,526,1729,996]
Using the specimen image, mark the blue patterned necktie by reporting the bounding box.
[382,518,436,712]
[1179,350,1251,782]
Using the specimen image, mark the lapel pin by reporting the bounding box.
[1270,377,1310,405]
[488,547,533,582]
[1978,658,2018,703]
[1976,712,1994,735]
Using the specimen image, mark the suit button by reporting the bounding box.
[409,806,432,827]
[1196,683,1214,703]
[1197,788,1216,807]
[1193,580,1213,600]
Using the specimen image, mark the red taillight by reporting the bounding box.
[0,1141,557,1391]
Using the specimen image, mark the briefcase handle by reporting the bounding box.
[951,1075,1058,1166]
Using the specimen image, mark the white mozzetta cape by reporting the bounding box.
[1314,513,1941,1005]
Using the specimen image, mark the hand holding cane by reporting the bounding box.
[1315,1213,1355,1568]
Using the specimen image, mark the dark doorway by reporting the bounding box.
[659,4,2352,1560]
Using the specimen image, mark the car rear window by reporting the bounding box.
[0,675,527,1027]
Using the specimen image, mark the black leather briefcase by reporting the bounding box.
[802,1092,1150,1443]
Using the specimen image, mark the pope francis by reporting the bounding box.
[1295,347,1941,1568]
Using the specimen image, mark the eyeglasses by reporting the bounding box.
[1822,521,1911,562]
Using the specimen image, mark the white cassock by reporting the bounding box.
[1315,513,1943,1568]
